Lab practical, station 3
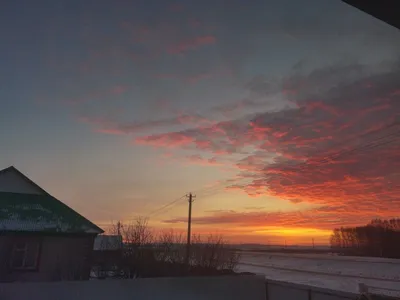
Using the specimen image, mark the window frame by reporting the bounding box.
[10,239,41,271]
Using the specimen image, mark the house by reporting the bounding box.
[92,235,123,278]
[0,166,104,282]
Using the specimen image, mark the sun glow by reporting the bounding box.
[253,226,332,237]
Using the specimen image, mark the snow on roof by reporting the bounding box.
[0,192,103,234]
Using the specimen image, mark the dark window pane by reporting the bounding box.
[11,250,25,268]
[25,243,39,268]
[11,241,40,269]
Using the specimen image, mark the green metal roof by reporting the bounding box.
[0,192,103,234]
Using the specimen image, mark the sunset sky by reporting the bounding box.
[1,0,399,245]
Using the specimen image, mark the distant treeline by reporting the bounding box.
[330,218,400,258]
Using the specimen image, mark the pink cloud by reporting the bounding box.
[186,72,215,84]
[166,35,216,54]
[188,18,201,28]
[80,112,213,136]
[135,132,195,148]
[185,154,222,166]
[95,128,125,135]
[110,85,128,95]
[155,67,230,85]
[304,101,342,117]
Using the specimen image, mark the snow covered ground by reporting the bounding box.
[238,251,400,298]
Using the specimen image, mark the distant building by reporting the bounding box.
[93,235,123,251]
[0,166,104,282]
[92,235,123,278]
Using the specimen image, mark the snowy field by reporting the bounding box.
[238,251,400,298]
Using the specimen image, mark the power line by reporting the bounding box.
[191,176,241,198]
[98,192,203,230]
[149,199,185,218]
[146,195,186,218]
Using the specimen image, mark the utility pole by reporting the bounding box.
[312,238,315,249]
[117,221,123,249]
[117,221,121,236]
[185,193,195,268]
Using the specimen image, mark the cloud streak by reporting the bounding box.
[166,35,216,54]
[163,203,400,230]
[185,154,222,167]
[80,113,214,136]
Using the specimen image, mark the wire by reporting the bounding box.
[146,195,187,218]
[149,199,185,218]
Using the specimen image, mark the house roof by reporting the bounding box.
[342,0,400,31]
[0,166,104,234]
[0,166,50,195]
[94,235,123,250]
[0,192,104,234]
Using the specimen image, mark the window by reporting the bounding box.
[10,240,40,270]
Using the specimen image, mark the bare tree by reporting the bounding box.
[103,219,241,277]
[155,229,185,264]
[103,217,155,278]
[107,217,153,247]
[122,217,154,247]
[106,220,121,236]
[191,234,241,271]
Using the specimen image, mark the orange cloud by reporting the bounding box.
[163,204,400,231]
[135,132,195,148]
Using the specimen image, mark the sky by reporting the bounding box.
[1,0,399,245]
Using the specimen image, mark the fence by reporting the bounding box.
[0,276,398,300]
[265,279,399,300]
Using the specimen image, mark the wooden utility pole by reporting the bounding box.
[117,221,121,235]
[185,193,195,268]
